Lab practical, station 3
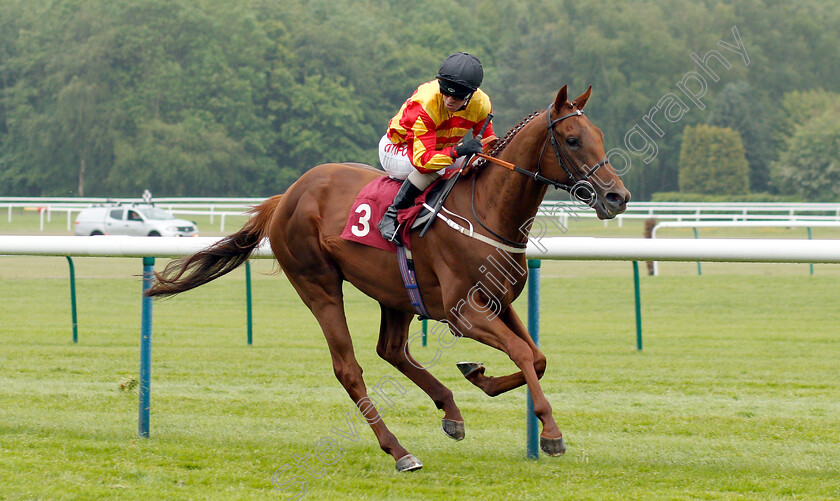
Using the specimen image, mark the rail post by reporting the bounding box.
[526,259,541,459]
[693,228,702,276]
[633,261,643,351]
[66,257,78,343]
[139,257,155,438]
[246,260,253,345]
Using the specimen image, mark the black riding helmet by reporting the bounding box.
[436,52,483,100]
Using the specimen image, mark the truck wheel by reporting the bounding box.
[90,231,104,236]
[148,231,161,237]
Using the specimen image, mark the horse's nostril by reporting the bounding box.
[605,192,625,207]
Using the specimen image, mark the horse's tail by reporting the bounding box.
[145,195,283,298]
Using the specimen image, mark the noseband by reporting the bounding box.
[537,105,609,203]
[467,104,611,248]
[477,105,609,205]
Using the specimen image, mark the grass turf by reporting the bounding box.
[1,214,840,500]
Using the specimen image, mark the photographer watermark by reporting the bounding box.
[599,26,750,183]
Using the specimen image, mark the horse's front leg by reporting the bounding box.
[447,301,565,456]
[458,306,547,397]
[376,305,466,441]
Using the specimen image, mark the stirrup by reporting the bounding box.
[378,214,402,245]
[384,223,403,246]
[387,223,403,243]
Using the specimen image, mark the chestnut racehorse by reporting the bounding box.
[146,85,630,471]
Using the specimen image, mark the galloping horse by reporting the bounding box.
[146,85,630,471]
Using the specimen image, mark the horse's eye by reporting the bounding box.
[566,137,580,148]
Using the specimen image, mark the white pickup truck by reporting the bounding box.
[73,204,199,237]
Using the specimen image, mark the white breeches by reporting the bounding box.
[378,135,465,189]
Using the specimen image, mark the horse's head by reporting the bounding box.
[540,85,630,219]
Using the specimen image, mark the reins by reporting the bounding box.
[478,105,610,199]
[424,103,612,252]
[463,104,611,249]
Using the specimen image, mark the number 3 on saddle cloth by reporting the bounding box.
[340,172,457,319]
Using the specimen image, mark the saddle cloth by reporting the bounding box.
[340,174,453,252]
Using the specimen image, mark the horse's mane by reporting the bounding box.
[487,110,543,157]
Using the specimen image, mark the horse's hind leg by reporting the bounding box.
[284,272,420,471]
[376,306,465,440]
[459,307,547,397]
[448,301,565,457]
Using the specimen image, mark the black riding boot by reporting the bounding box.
[378,178,423,246]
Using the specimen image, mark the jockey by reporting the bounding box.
[377,51,496,245]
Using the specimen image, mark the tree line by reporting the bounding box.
[1,0,838,200]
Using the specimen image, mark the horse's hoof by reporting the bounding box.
[442,419,465,441]
[540,435,566,456]
[395,454,423,472]
[456,361,484,377]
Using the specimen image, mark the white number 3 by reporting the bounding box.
[351,203,372,237]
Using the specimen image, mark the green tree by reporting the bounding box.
[109,115,276,197]
[772,90,840,154]
[271,74,377,170]
[0,0,279,196]
[0,0,119,195]
[494,0,709,200]
[772,113,840,201]
[3,0,840,198]
[707,82,774,192]
[678,124,750,195]
[108,0,276,195]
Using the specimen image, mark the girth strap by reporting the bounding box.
[396,245,431,319]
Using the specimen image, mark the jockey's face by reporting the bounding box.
[442,94,468,112]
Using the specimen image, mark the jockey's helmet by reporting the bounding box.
[436,52,483,100]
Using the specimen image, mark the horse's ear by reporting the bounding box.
[553,85,568,113]
[573,86,592,110]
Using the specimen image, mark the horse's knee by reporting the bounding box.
[533,398,553,418]
[534,353,547,379]
[375,341,388,360]
[507,341,532,362]
[333,360,364,388]
[376,339,401,364]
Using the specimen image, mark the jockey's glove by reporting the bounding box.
[451,138,483,159]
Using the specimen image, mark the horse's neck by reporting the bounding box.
[471,120,549,244]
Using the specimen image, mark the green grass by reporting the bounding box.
[2,215,840,500]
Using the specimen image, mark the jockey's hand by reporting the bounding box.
[452,138,483,159]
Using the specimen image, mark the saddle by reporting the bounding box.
[340,172,459,253]
[410,177,452,232]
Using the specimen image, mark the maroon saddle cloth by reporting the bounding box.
[340,174,452,252]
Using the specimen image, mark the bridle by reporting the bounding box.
[484,104,609,200]
[539,106,609,203]
[468,104,611,248]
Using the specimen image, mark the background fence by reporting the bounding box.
[6,197,840,232]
